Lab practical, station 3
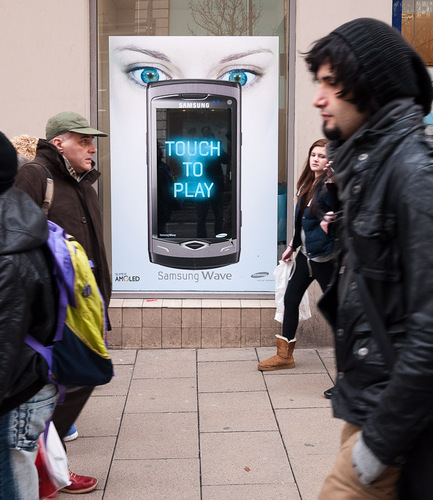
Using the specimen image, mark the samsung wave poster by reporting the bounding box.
[109,36,279,292]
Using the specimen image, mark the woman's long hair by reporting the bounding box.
[297,138,328,213]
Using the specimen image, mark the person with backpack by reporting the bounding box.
[0,132,59,499]
[305,18,433,499]
[14,112,111,495]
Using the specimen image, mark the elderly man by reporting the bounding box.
[15,112,111,495]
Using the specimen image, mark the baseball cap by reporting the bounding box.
[46,112,107,141]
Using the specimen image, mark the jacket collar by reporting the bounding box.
[330,98,424,202]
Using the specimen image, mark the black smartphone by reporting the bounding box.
[147,79,241,270]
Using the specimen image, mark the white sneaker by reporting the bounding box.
[63,423,78,442]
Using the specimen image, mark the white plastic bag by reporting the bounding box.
[37,422,70,498]
[273,259,311,323]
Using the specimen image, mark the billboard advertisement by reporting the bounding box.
[109,36,279,292]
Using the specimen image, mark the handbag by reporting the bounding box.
[273,257,311,323]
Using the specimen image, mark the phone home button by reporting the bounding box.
[182,241,209,251]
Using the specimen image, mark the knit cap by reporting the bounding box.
[332,18,433,116]
[0,132,18,194]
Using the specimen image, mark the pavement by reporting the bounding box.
[57,347,343,500]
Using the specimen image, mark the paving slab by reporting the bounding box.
[114,412,198,459]
[125,377,197,413]
[200,431,294,486]
[265,373,334,409]
[198,347,258,362]
[133,348,197,379]
[199,391,277,432]
[289,453,339,500]
[104,459,201,500]
[198,360,266,393]
[202,483,301,500]
[109,349,137,365]
[74,394,125,437]
[276,407,343,456]
[92,364,133,396]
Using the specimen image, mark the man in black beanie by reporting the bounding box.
[0,132,58,497]
[305,17,433,499]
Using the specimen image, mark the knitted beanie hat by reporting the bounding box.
[332,18,433,116]
[0,132,18,194]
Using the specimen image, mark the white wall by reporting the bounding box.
[293,0,392,180]
[0,0,90,140]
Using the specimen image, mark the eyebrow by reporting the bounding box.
[114,46,171,63]
[219,49,273,63]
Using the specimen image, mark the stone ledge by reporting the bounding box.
[107,293,333,350]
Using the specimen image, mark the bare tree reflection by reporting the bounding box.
[188,0,262,36]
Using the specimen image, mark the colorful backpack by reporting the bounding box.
[26,220,113,388]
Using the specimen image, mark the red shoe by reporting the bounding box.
[60,470,98,494]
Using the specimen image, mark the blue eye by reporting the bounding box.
[129,67,170,85]
[219,69,258,88]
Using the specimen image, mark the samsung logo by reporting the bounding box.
[251,272,269,279]
[179,102,210,108]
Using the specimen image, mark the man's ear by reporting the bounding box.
[52,136,63,152]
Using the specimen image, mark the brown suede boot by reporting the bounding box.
[258,336,296,371]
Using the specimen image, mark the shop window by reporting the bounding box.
[394,0,433,134]
[96,0,289,295]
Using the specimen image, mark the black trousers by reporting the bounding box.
[53,386,94,441]
[282,251,334,340]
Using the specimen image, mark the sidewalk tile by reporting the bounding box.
[198,347,257,362]
[92,364,133,396]
[104,459,200,500]
[115,412,198,459]
[202,483,300,500]
[289,454,339,500]
[133,348,196,379]
[276,408,343,455]
[125,377,197,413]
[265,373,334,409]
[75,395,125,437]
[109,349,137,365]
[198,360,266,392]
[201,431,294,485]
[199,392,277,432]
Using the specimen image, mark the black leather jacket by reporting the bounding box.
[0,187,56,416]
[319,99,433,466]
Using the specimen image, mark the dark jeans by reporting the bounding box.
[282,251,334,340]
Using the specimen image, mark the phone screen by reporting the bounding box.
[155,102,236,242]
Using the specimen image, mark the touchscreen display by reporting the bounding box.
[155,106,236,241]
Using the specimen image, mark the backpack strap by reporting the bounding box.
[24,334,66,403]
[28,162,54,216]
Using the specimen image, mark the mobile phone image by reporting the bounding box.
[146,79,241,270]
